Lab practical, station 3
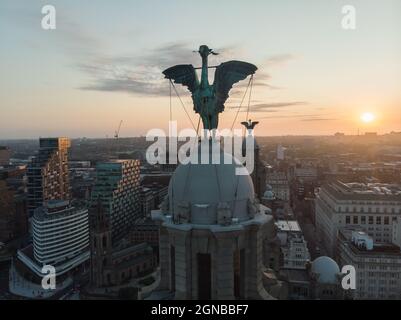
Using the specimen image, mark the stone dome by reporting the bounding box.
[263,190,275,201]
[311,256,340,284]
[168,143,256,225]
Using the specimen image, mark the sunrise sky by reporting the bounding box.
[0,0,400,138]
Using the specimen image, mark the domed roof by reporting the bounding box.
[311,256,340,284]
[168,143,255,225]
[263,190,275,201]
[265,184,272,191]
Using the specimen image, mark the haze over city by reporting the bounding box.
[1,0,400,139]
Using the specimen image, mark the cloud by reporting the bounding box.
[44,14,292,97]
[263,54,295,67]
[72,36,284,97]
[78,42,243,97]
[6,5,294,99]
[301,118,337,121]
[228,101,307,113]
[253,113,338,120]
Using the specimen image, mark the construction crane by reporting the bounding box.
[114,120,123,139]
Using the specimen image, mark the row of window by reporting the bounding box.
[339,207,398,214]
[345,215,390,225]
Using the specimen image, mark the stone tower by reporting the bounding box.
[241,119,266,200]
[90,199,113,287]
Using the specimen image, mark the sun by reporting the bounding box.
[361,112,375,123]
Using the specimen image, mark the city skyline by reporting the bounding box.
[1,0,400,138]
[2,0,401,305]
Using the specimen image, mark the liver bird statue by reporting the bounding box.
[162,45,257,131]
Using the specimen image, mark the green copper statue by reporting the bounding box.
[163,45,257,131]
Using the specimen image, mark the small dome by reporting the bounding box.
[263,190,275,201]
[311,256,340,284]
[265,184,273,191]
[168,143,255,225]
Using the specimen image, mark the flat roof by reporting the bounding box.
[280,268,310,283]
[339,228,401,255]
[323,180,401,201]
[276,220,301,232]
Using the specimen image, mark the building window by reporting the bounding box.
[346,216,350,224]
[102,235,107,248]
[376,216,381,225]
[361,216,366,224]
[353,216,358,224]
[369,216,373,225]
[384,217,389,225]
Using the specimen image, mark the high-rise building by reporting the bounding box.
[17,200,90,276]
[90,160,141,242]
[27,137,71,216]
[277,144,285,161]
[315,181,401,256]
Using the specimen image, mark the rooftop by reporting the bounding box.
[279,268,310,284]
[339,228,401,255]
[324,180,401,201]
[33,200,87,219]
[275,220,302,233]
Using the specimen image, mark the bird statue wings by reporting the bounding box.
[162,64,198,93]
[162,45,257,130]
[241,120,259,130]
[213,61,257,113]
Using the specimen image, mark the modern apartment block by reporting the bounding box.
[18,200,90,276]
[90,160,141,242]
[315,181,401,256]
[27,137,71,216]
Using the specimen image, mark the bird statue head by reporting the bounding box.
[197,45,218,58]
